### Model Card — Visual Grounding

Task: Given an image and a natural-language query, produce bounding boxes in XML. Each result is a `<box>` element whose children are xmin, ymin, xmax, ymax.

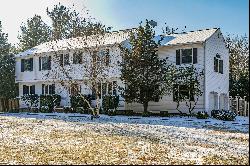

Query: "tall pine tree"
<box><xmin>226</xmin><ymin>35</ymin><xmax>249</xmax><ymax>99</ymax></box>
<box><xmin>47</xmin><ymin>3</ymin><xmax>109</xmax><ymax>40</ymax></box>
<box><xmin>18</xmin><ymin>15</ymin><xmax>52</xmax><ymax>51</ymax></box>
<box><xmin>120</xmin><ymin>20</ymin><xmax>172</xmax><ymax>114</ymax></box>
<box><xmin>0</xmin><ymin>21</ymin><xmax>17</xmax><ymax>99</ymax></box>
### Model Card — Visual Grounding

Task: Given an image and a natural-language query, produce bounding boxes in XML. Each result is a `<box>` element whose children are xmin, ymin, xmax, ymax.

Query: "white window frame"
<box><xmin>214</xmin><ymin>54</ymin><xmax>223</xmax><ymax>74</ymax></box>
<box><xmin>180</xmin><ymin>48</ymin><xmax>193</xmax><ymax>64</ymax></box>
<box><xmin>23</xmin><ymin>85</ymin><xmax>35</xmax><ymax>95</ymax></box>
<box><xmin>60</xmin><ymin>54</ymin><xmax>70</xmax><ymax>67</ymax></box>
<box><xmin>40</xmin><ymin>56</ymin><xmax>51</xmax><ymax>70</ymax></box>
<box><xmin>42</xmin><ymin>84</ymin><xmax>55</xmax><ymax>95</ymax></box>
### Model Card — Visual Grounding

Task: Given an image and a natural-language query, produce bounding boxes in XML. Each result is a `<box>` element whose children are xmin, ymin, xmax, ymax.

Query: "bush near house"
<box><xmin>160</xmin><ymin>111</ymin><xmax>169</xmax><ymax>117</ymax></box>
<box><xmin>21</xmin><ymin>94</ymin><xmax>39</xmax><ymax>111</ymax></box>
<box><xmin>63</xmin><ymin>106</ymin><xmax>74</xmax><ymax>113</ymax></box>
<box><xmin>102</xmin><ymin>95</ymin><xmax>119</xmax><ymax>115</ymax></box>
<box><xmin>211</xmin><ymin>109</ymin><xmax>237</xmax><ymax>121</ymax></box>
<box><xmin>196</xmin><ymin>111</ymin><xmax>209</xmax><ymax>119</ymax></box>
<box><xmin>142</xmin><ymin>111</ymin><xmax>151</xmax><ymax>117</ymax></box>
<box><xmin>70</xmin><ymin>94</ymin><xmax>92</xmax><ymax>112</ymax></box>
<box><xmin>40</xmin><ymin>94</ymin><xmax>61</xmax><ymax>112</ymax></box>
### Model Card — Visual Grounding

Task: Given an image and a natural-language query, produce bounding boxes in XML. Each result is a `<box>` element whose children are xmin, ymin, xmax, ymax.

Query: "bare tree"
<box><xmin>42</xmin><ymin>29</ymin><xmax>133</xmax><ymax>118</ymax></box>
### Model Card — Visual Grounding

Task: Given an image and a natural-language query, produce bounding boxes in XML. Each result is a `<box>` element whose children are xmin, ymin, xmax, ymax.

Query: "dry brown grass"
<box><xmin>0</xmin><ymin>116</ymin><xmax>248</xmax><ymax>165</ymax></box>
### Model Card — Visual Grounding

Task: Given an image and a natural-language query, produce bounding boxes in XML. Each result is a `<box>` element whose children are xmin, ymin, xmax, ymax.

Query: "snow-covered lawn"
<box><xmin>0</xmin><ymin>112</ymin><xmax>249</xmax><ymax>165</ymax></box>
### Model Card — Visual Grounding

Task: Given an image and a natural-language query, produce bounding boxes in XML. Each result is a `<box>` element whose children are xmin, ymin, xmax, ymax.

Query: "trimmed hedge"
<box><xmin>211</xmin><ymin>109</ymin><xmax>237</xmax><ymax>121</ymax></box>
<box><xmin>70</xmin><ymin>94</ymin><xmax>91</xmax><ymax>111</ymax></box>
<box><xmin>196</xmin><ymin>111</ymin><xmax>209</xmax><ymax>119</ymax></box>
<box><xmin>102</xmin><ymin>95</ymin><xmax>119</xmax><ymax>114</ymax></box>
<box><xmin>21</xmin><ymin>94</ymin><xmax>39</xmax><ymax>109</ymax></box>
<box><xmin>40</xmin><ymin>94</ymin><xmax>61</xmax><ymax>112</ymax></box>
<box><xmin>142</xmin><ymin>111</ymin><xmax>151</xmax><ymax>117</ymax></box>
<box><xmin>160</xmin><ymin>111</ymin><xmax>169</xmax><ymax>117</ymax></box>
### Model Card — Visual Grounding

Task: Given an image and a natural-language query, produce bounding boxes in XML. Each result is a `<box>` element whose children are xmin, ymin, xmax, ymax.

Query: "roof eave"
<box><xmin>159</xmin><ymin>41</ymin><xmax>204</xmax><ymax>48</ymax></box>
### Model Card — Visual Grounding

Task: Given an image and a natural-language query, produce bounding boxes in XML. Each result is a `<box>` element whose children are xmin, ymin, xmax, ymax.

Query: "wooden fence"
<box><xmin>229</xmin><ymin>96</ymin><xmax>249</xmax><ymax>117</ymax></box>
<box><xmin>0</xmin><ymin>98</ymin><xmax>19</xmax><ymax>112</ymax></box>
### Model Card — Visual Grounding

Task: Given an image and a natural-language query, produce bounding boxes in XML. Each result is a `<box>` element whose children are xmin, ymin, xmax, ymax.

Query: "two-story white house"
<box><xmin>15</xmin><ymin>28</ymin><xmax>229</xmax><ymax>114</ymax></box>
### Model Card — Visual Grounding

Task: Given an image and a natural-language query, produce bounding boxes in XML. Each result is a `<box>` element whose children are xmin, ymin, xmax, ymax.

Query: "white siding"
<box><xmin>204</xmin><ymin>29</ymin><xmax>230</xmax><ymax>114</ymax></box>
<box><xmin>126</xmin><ymin>44</ymin><xmax>206</xmax><ymax>113</ymax></box>
<box><xmin>16</xmin><ymin>29</ymin><xmax>230</xmax><ymax>113</ymax></box>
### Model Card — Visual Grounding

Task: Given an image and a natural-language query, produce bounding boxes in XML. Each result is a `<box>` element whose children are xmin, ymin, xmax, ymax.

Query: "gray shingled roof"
<box><xmin>15</xmin><ymin>28</ymin><xmax>219</xmax><ymax>58</ymax></box>
<box><xmin>159</xmin><ymin>28</ymin><xmax>219</xmax><ymax>46</ymax></box>
<box><xmin>15</xmin><ymin>30</ymin><xmax>132</xmax><ymax>58</ymax></box>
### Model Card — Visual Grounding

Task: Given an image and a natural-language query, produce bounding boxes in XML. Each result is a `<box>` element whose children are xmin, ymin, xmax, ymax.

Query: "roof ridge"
<box><xmin>164</xmin><ymin>27</ymin><xmax>219</xmax><ymax>35</ymax></box>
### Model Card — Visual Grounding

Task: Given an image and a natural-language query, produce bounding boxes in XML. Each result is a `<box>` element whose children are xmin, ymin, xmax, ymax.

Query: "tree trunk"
<box><xmin>143</xmin><ymin>102</ymin><xmax>148</xmax><ymax>113</ymax></box>
<box><xmin>176</xmin><ymin>101</ymin><xmax>183</xmax><ymax>114</ymax></box>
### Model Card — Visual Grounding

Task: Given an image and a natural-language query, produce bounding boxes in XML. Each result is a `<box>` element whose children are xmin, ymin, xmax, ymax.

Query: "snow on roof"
<box><xmin>16</xmin><ymin>28</ymin><xmax>219</xmax><ymax>58</ymax></box>
<box><xmin>158</xmin><ymin>28</ymin><xmax>219</xmax><ymax>46</ymax></box>
<box><xmin>15</xmin><ymin>30</ymin><xmax>132</xmax><ymax>58</ymax></box>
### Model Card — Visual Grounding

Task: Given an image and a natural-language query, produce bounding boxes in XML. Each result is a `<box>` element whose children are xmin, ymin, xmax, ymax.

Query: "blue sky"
<box><xmin>0</xmin><ymin>0</ymin><xmax>248</xmax><ymax>44</ymax></box>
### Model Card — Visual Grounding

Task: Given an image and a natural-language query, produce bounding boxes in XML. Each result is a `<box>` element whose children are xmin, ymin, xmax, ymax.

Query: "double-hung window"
<box><xmin>176</xmin><ymin>48</ymin><xmax>197</xmax><ymax>65</ymax></box>
<box><xmin>73</xmin><ymin>52</ymin><xmax>83</xmax><ymax>64</ymax></box>
<box><xmin>214</xmin><ymin>54</ymin><xmax>223</xmax><ymax>74</ymax></box>
<box><xmin>59</xmin><ymin>54</ymin><xmax>70</xmax><ymax>67</ymax></box>
<box><xmin>23</xmin><ymin>85</ymin><xmax>35</xmax><ymax>95</ymax></box>
<box><xmin>21</xmin><ymin>58</ymin><xmax>33</xmax><ymax>72</ymax></box>
<box><xmin>42</xmin><ymin>84</ymin><xmax>55</xmax><ymax>95</ymax></box>
<box><xmin>39</xmin><ymin>56</ymin><xmax>51</xmax><ymax>71</ymax></box>
<box><xmin>95</xmin><ymin>49</ymin><xmax>110</xmax><ymax>66</ymax></box>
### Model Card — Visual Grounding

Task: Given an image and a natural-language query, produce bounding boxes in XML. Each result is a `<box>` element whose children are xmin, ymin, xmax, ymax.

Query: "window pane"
<box><xmin>108</xmin><ymin>82</ymin><xmax>112</xmax><ymax>95</ymax></box>
<box><xmin>24</xmin><ymin>59</ymin><xmax>31</xmax><ymax>71</ymax></box>
<box><xmin>98</xmin><ymin>82</ymin><xmax>101</xmax><ymax>98</ymax></box>
<box><xmin>113</xmin><ymin>81</ymin><xmax>117</xmax><ymax>96</ymax></box>
<box><xmin>102</xmin><ymin>83</ymin><xmax>107</xmax><ymax>97</ymax></box>
<box><xmin>30</xmin><ymin>85</ymin><xmax>35</xmax><ymax>94</ymax></box>
<box><xmin>214</xmin><ymin>57</ymin><xmax>219</xmax><ymax>72</ymax></box>
<box><xmin>219</xmin><ymin>60</ymin><xmax>223</xmax><ymax>74</ymax></box>
<box><xmin>181</xmin><ymin>49</ymin><xmax>192</xmax><ymax>64</ymax></box>
<box><xmin>41</xmin><ymin>57</ymin><xmax>49</xmax><ymax>70</ymax></box>
<box><xmin>23</xmin><ymin>85</ymin><xmax>29</xmax><ymax>95</ymax></box>
<box><xmin>73</xmin><ymin>52</ymin><xmax>83</xmax><ymax>64</ymax></box>
<box><xmin>105</xmin><ymin>49</ymin><xmax>110</xmax><ymax>66</ymax></box>
<box><xmin>52</xmin><ymin>84</ymin><xmax>55</xmax><ymax>94</ymax></box>
<box><xmin>60</xmin><ymin>54</ymin><xmax>63</xmax><ymax>66</ymax></box>
<box><xmin>64</xmin><ymin>54</ymin><xmax>70</xmax><ymax>65</ymax></box>
<box><xmin>42</xmin><ymin>84</ymin><xmax>44</xmax><ymax>94</ymax></box>
<box><xmin>45</xmin><ymin>85</ymin><xmax>48</xmax><ymax>94</ymax></box>
<box><xmin>49</xmin><ymin>85</ymin><xmax>53</xmax><ymax>94</ymax></box>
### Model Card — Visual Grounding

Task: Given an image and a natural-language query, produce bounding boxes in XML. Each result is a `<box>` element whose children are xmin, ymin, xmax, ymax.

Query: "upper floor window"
<box><xmin>176</xmin><ymin>48</ymin><xmax>197</xmax><ymax>65</ymax></box>
<box><xmin>23</xmin><ymin>85</ymin><xmax>35</xmax><ymax>95</ymax></box>
<box><xmin>42</xmin><ymin>84</ymin><xmax>55</xmax><ymax>95</ymax></box>
<box><xmin>39</xmin><ymin>56</ymin><xmax>51</xmax><ymax>71</ymax></box>
<box><xmin>214</xmin><ymin>54</ymin><xmax>223</xmax><ymax>74</ymax></box>
<box><xmin>21</xmin><ymin>58</ymin><xmax>33</xmax><ymax>72</ymax></box>
<box><xmin>93</xmin><ymin>49</ymin><xmax>110</xmax><ymax>66</ymax></box>
<box><xmin>73</xmin><ymin>52</ymin><xmax>83</xmax><ymax>64</ymax></box>
<box><xmin>59</xmin><ymin>54</ymin><xmax>70</xmax><ymax>67</ymax></box>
